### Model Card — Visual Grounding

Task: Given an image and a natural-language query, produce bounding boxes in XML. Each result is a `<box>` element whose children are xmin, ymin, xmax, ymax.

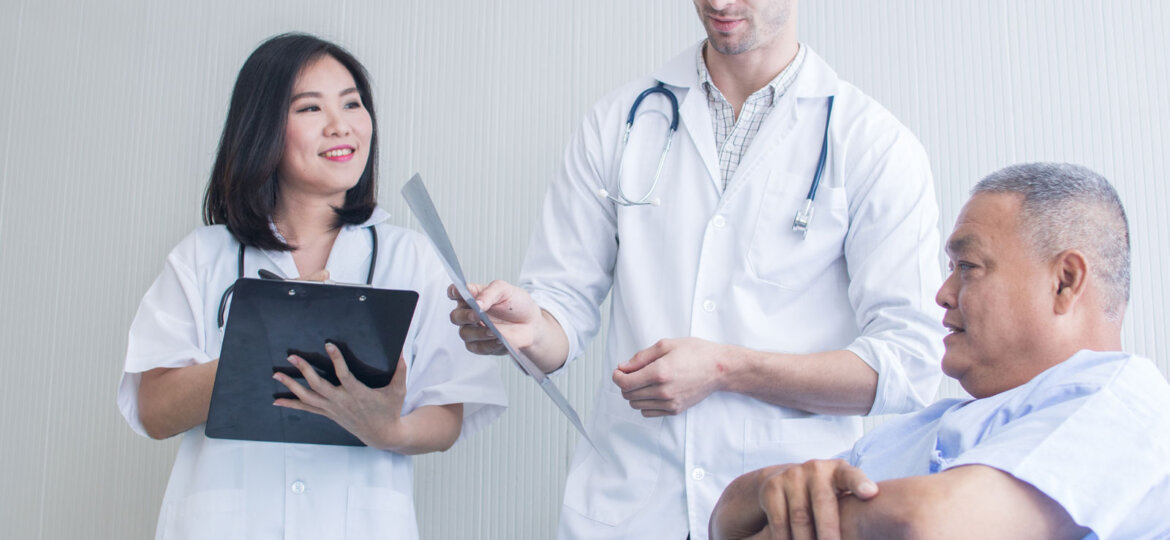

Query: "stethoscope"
<box><xmin>599</xmin><ymin>83</ymin><xmax>835</xmax><ymax>239</ymax></box>
<box><xmin>598</xmin><ymin>83</ymin><xmax>679</xmax><ymax>207</ymax></box>
<box><xmin>216</xmin><ymin>226</ymin><xmax>378</xmax><ymax>329</ymax></box>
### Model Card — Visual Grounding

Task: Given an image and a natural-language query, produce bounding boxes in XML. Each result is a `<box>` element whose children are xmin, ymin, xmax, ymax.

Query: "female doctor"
<box><xmin>117</xmin><ymin>33</ymin><xmax>506</xmax><ymax>540</ymax></box>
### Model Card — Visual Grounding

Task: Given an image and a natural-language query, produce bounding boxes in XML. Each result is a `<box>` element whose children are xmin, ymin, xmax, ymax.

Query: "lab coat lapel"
<box><xmin>722</xmin><ymin>94</ymin><xmax>799</xmax><ymax>203</ymax></box>
<box><xmin>653</xmin><ymin>42</ymin><xmax>721</xmax><ymax>195</ymax></box>
<box><xmin>722</xmin><ymin>48</ymin><xmax>839</xmax><ymax>203</ymax></box>
<box><xmin>260</xmin><ymin>247</ymin><xmax>300</xmax><ymax>280</ymax></box>
<box><xmin>326</xmin><ymin>208</ymin><xmax>387</xmax><ymax>284</ymax></box>
<box><xmin>679</xmin><ymin>89</ymin><xmax>722</xmax><ymax>194</ymax></box>
<box><xmin>325</xmin><ymin>225</ymin><xmax>370</xmax><ymax>284</ymax></box>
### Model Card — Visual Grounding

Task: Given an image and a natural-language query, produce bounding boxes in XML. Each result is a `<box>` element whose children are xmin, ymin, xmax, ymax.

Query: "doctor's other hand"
<box><xmin>272</xmin><ymin>343</ymin><xmax>408</xmax><ymax>450</ymax></box>
<box><xmin>709</xmin><ymin>459</ymin><xmax>879</xmax><ymax>540</ymax></box>
<box><xmin>447</xmin><ymin>280</ymin><xmax>542</xmax><ymax>355</ymax></box>
<box><xmin>612</xmin><ymin>337</ymin><xmax>734</xmax><ymax>416</ymax></box>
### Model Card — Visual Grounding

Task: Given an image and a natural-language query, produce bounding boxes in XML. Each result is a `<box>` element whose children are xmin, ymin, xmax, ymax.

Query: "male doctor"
<box><xmin>450</xmin><ymin>1</ymin><xmax>945</xmax><ymax>538</ymax></box>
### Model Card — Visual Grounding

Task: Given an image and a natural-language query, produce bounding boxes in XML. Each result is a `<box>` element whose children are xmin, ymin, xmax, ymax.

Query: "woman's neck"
<box><xmin>272</xmin><ymin>194</ymin><xmax>343</xmax><ymax>276</ymax></box>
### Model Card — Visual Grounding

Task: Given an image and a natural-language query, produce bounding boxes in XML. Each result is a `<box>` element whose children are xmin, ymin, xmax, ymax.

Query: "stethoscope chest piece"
<box><xmin>791</xmin><ymin>95</ymin><xmax>835</xmax><ymax>239</ymax></box>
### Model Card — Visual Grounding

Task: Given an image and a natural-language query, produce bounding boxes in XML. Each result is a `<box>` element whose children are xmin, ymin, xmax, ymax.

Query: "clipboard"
<box><xmin>205</xmin><ymin>278</ymin><xmax>418</xmax><ymax>446</ymax></box>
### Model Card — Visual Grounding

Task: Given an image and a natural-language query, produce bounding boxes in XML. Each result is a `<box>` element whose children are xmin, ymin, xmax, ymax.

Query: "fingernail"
<box><xmin>325</xmin><ymin>343</ymin><xmax>336</xmax><ymax>352</ymax></box>
<box><xmin>287</xmin><ymin>355</ymin><xmax>297</xmax><ymax>365</ymax></box>
<box><xmin>272</xmin><ymin>373</ymin><xmax>281</xmax><ymax>381</ymax></box>
<box><xmin>858</xmin><ymin>481</ymin><xmax>878</xmax><ymax>496</ymax></box>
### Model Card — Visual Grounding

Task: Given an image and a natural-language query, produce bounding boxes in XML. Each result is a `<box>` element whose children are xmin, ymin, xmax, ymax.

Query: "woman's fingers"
<box><xmin>272</xmin><ymin>395</ymin><xmax>329</xmax><ymax>417</ymax></box>
<box><xmin>326</xmin><ymin>342</ymin><xmax>359</xmax><ymax>389</ymax></box>
<box><xmin>287</xmin><ymin>354</ymin><xmax>340</xmax><ymax>398</ymax></box>
<box><xmin>273</xmin><ymin>363</ymin><xmax>328</xmax><ymax>409</ymax></box>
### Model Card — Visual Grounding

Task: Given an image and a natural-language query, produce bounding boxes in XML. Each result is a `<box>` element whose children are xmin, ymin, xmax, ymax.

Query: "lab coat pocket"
<box><xmin>159</xmin><ymin>488</ymin><xmax>245</xmax><ymax>540</ymax></box>
<box><xmin>742</xmin><ymin>415</ymin><xmax>850</xmax><ymax>473</ymax></box>
<box><xmin>562</xmin><ymin>390</ymin><xmax>664</xmax><ymax>526</ymax></box>
<box><xmin>345</xmin><ymin>486</ymin><xmax>417</xmax><ymax>540</ymax></box>
<box><xmin>746</xmin><ymin>174</ymin><xmax>849</xmax><ymax>291</ymax></box>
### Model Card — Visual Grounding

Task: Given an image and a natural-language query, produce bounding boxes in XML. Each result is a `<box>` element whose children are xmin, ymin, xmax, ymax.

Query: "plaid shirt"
<box><xmin>697</xmin><ymin>42</ymin><xmax>807</xmax><ymax>191</ymax></box>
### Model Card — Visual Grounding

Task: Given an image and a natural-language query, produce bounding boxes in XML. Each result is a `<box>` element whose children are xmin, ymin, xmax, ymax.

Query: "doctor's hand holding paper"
<box><xmin>450</xmin><ymin>287</ymin><xmax>743</xmax><ymax>417</ymax></box>
<box><xmin>448</xmin><ymin>280</ymin><xmax>567</xmax><ymax>364</ymax></box>
<box><xmin>450</xmin><ymin>1</ymin><xmax>945</xmax><ymax>538</ymax></box>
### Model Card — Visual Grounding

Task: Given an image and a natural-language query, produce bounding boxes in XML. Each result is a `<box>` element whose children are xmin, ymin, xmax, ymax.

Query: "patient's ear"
<box><xmin>1052</xmin><ymin>250</ymin><xmax>1088</xmax><ymax>315</ymax></box>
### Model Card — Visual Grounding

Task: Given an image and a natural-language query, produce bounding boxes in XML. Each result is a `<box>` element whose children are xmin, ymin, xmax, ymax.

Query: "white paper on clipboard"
<box><xmin>401</xmin><ymin>174</ymin><xmax>595</xmax><ymax>449</ymax></box>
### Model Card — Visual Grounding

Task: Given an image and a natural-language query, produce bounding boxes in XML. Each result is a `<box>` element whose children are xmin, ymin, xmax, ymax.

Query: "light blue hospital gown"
<box><xmin>845</xmin><ymin>350</ymin><xmax>1170</xmax><ymax>539</ymax></box>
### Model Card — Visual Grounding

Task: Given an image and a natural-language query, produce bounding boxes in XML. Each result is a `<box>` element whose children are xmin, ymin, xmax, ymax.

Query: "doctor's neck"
<box><xmin>272</xmin><ymin>193</ymin><xmax>344</xmax><ymax>246</ymax></box>
<box><xmin>703</xmin><ymin>34</ymin><xmax>798</xmax><ymax>115</ymax></box>
<box><xmin>699</xmin><ymin>0</ymin><xmax>800</xmax><ymax>114</ymax></box>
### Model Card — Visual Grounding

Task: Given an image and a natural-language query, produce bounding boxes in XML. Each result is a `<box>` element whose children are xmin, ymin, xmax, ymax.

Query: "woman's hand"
<box><xmin>272</xmin><ymin>343</ymin><xmax>463</xmax><ymax>453</ymax></box>
<box><xmin>273</xmin><ymin>342</ymin><xmax>406</xmax><ymax>448</ymax></box>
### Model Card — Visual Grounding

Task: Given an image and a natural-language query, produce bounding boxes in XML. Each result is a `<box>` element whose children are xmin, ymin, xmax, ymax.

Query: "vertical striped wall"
<box><xmin>0</xmin><ymin>2</ymin><xmax>1165</xmax><ymax>538</ymax></box>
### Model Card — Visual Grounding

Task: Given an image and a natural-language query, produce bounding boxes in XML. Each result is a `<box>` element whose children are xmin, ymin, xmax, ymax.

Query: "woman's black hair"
<box><xmin>202</xmin><ymin>33</ymin><xmax>378</xmax><ymax>251</ymax></box>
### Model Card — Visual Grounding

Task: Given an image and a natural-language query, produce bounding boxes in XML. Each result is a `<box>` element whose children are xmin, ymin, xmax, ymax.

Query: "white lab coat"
<box><xmin>118</xmin><ymin>208</ymin><xmax>507</xmax><ymax>540</ymax></box>
<box><xmin>520</xmin><ymin>43</ymin><xmax>945</xmax><ymax>539</ymax></box>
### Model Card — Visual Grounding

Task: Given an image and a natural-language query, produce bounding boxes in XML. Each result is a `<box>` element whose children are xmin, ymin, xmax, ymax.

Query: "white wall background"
<box><xmin>1</xmin><ymin>1</ymin><xmax>1166</xmax><ymax>538</ymax></box>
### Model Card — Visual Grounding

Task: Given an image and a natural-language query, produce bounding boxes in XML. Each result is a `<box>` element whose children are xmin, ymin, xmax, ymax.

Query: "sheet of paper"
<box><xmin>401</xmin><ymin>174</ymin><xmax>595</xmax><ymax>449</ymax></box>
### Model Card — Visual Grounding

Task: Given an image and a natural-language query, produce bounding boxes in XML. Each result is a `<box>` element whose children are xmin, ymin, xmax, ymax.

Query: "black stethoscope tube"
<box><xmin>806</xmin><ymin>95</ymin><xmax>834</xmax><ymax>201</ymax></box>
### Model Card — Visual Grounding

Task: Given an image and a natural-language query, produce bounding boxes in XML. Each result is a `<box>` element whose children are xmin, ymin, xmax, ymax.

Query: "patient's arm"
<box><xmin>838</xmin><ymin>465</ymin><xmax>1090</xmax><ymax>540</ymax></box>
<box><xmin>710</xmin><ymin>461</ymin><xmax>1089</xmax><ymax>540</ymax></box>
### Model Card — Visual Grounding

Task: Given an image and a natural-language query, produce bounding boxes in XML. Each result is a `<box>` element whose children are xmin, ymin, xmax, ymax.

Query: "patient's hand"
<box><xmin>710</xmin><ymin>459</ymin><xmax>878</xmax><ymax>540</ymax></box>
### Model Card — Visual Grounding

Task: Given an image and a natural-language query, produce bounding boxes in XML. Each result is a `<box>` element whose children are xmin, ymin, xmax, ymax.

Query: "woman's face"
<box><xmin>277</xmin><ymin>55</ymin><xmax>372</xmax><ymax>204</ymax></box>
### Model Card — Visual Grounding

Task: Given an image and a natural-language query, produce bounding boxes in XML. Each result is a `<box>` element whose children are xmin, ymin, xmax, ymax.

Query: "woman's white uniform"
<box><xmin>520</xmin><ymin>44</ymin><xmax>946</xmax><ymax>539</ymax></box>
<box><xmin>118</xmin><ymin>207</ymin><xmax>507</xmax><ymax>540</ymax></box>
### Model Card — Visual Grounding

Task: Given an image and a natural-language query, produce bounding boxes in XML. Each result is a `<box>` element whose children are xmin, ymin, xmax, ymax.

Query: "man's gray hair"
<box><xmin>973</xmin><ymin>163</ymin><xmax>1130</xmax><ymax>322</ymax></box>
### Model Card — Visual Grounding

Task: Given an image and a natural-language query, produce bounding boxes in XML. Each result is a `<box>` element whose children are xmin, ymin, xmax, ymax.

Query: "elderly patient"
<box><xmin>709</xmin><ymin>162</ymin><xmax>1170</xmax><ymax>540</ymax></box>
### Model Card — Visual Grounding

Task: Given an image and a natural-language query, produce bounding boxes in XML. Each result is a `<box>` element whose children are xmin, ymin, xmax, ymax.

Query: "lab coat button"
<box><xmin>691</xmin><ymin>468</ymin><xmax>706</xmax><ymax>481</ymax></box>
<box><xmin>291</xmin><ymin>480</ymin><xmax>306</xmax><ymax>494</ymax></box>
<box><xmin>702</xmin><ymin>300</ymin><xmax>716</xmax><ymax>312</ymax></box>
<box><xmin>712</xmin><ymin>215</ymin><xmax>726</xmax><ymax>228</ymax></box>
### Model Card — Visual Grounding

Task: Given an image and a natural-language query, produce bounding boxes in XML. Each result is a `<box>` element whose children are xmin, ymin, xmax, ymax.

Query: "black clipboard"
<box><xmin>206</xmin><ymin>278</ymin><xmax>418</xmax><ymax>446</ymax></box>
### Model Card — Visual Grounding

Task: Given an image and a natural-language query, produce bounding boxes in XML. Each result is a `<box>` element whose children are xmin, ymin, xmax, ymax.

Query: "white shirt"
<box><xmin>847</xmin><ymin>350</ymin><xmax>1170</xmax><ymax>539</ymax></box>
<box><xmin>117</xmin><ymin>208</ymin><xmax>507</xmax><ymax>540</ymax></box>
<box><xmin>520</xmin><ymin>42</ymin><xmax>945</xmax><ymax>539</ymax></box>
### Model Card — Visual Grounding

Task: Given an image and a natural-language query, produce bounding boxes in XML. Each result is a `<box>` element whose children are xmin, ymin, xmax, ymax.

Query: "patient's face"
<box><xmin>935</xmin><ymin>193</ymin><xmax>1055</xmax><ymax>398</ymax></box>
